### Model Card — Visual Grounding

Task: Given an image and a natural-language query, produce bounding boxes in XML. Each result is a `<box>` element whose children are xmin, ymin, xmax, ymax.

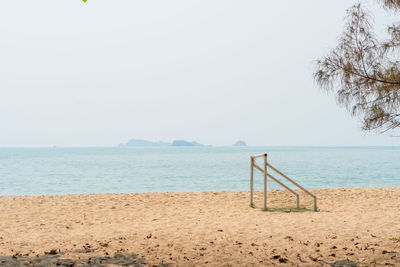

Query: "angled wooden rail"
<box><xmin>250</xmin><ymin>153</ymin><xmax>317</xmax><ymax>211</ymax></box>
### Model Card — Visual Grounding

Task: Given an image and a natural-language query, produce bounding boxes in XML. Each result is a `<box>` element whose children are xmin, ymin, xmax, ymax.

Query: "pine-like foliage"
<box><xmin>314</xmin><ymin>1</ymin><xmax>400</xmax><ymax>133</ymax></box>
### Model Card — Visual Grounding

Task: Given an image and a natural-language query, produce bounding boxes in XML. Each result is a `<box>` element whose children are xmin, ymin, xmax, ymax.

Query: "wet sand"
<box><xmin>0</xmin><ymin>188</ymin><xmax>399</xmax><ymax>266</ymax></box>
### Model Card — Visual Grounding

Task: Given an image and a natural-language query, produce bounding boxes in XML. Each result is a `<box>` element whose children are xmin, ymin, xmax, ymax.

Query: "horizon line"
<box><xmin>0</xmin><ymin>145</ymin><xmax>399</xmax><ymax>149</ymax></box>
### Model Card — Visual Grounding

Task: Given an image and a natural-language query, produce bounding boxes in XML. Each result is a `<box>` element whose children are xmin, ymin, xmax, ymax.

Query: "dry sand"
<box><xmin>0</xmin><ymin>188</ymin><xmax>399</xmax><ymax>266</ymax></box>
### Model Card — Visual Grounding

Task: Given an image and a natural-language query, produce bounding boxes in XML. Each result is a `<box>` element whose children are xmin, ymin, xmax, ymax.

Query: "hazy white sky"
<box><xmin>1</xmin><ymin>0</ymin><xmax>399</xmax><ymax>147</ymax></box>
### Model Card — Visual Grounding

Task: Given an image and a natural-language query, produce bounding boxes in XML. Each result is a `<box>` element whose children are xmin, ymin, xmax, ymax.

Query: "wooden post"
<box><xmin>263</xmin><ymin>153</ymin><xmax>267</xmax><ymax>210</ymax></box>
<box><xmin>250</xmin><ymin>153</ymin><xmax>318</xmax><ymax>212</ymax></box>
<box><xmin>250</xmin><ymin>156</ymin><xmax>254</xmax><ymax>207</ymax></box>
<box><xmin>313</xmin><ymin>197</ymin><xmax>317</xmax><ymax>212</ymax></box>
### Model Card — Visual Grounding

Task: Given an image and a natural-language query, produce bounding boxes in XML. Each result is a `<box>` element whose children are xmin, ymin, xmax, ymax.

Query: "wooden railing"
<box><xmin>250</xmin><ymin>153</ymin><xmax>317</xmax><ymax>211</ymax></box>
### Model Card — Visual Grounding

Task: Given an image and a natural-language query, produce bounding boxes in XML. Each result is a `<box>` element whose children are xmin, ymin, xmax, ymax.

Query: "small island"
<box><xmin>233</xmin><ymin>140</ymin><xmax>247</xmax><ymax>146</ymax></box>
<box><xmin>119</xmin><ymin>139</ymin><xmax>171</xmax><ymax>147</ymax></box>
<box><xmin>119</xmin><ymin>139</ymin><xmax>204</xmax><ymax>147</ymax></box>
<box><xmin>172</xmin><ymin>140</ymin><xmax>204</xmax><ymax>147</ymax></box>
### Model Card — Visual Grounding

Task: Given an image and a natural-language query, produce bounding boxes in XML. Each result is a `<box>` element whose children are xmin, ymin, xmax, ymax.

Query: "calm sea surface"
<box><xmin>0</xmin><ymin>147</ymin><xmax>399</xmax><ymax>196</ymax></box>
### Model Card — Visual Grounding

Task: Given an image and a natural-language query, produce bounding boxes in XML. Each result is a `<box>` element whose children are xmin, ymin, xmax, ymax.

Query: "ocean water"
<box><xmin>0</xmin><ymin>147</ymin><xmax>399</xmax><ymax>196</ymax></box>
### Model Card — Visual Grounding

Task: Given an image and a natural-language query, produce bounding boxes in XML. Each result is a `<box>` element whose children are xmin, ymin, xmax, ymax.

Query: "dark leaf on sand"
<box><xmin>271</xmin><ymin>255</ymin><xmax>288</xmax><ymax>263</ymax></box>
<box><xmin>279</xmin><ymin>257</ymin><xmax>288</xmax><ymax>263</ymax></box>
<box><xmin>309</xmin><ymin>256</ymin><xmax>318</xmax><ymax>262</ymax></box>
<box><xmin>46</xmin><ymin>249</ymin><xmax>58</xmax><ymax>255</ymax></box>
<box><xmin>284</xmin><ymin>236</ymin><xmax>294</xmax><ymax>241</ymax></box>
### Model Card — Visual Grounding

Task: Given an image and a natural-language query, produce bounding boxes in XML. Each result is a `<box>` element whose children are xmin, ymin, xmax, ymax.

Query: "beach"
<box><xmin>0</xmin><ymin>188</ymin><xmax>399</xmax><ymax>266</ymax></box>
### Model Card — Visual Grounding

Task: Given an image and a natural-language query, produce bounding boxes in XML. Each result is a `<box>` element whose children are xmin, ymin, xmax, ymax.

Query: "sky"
<box><xmin>1</xmin><ymin>0</ymin><xmax>399</xmax><ymax>147</ymax></box>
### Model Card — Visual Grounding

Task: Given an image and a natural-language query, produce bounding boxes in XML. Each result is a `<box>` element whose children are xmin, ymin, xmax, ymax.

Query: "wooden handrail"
<box><xmin>267</xmin><ymin>163</ymin><xmax>317</xmax><ymax>198</ymax></box>
<box><xmin>253</xmin><ymin>163</ymin><xmax>299</xmax><ymax>208</ymax></box>
<box><xmin>267</xmin><ymin>163</ymin><xmax>317</xmax><ymax>211</ymax></box>
<box><xmin>250</xmin><ymin>154</ymin><xmax>317</xmax><ymax>211</ymax></box>
<box><xmin>252</xmin><ymin>153</ymin><xmax>267</xmax><ymax>159</ymax></box>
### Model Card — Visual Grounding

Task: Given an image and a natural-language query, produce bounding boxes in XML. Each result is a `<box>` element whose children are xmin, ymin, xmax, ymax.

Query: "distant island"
<box><xmin>172</xmin><ymin>140</ymin><xmax>204</xmax><ymax>147</ymax></box>
<box><xmin>233</xmin><ymin>140</ymin><xmax>247</xmax><ymax>146</ymax></box>
<box><xmin>119</xmin><ymin>139</ymin><xmax>204</xmax><ymax>147</ymax></box>
<box><xmin>119</xmin><ymin>139</ymin><xmax>171</xmax><ymax>147</ymax></box>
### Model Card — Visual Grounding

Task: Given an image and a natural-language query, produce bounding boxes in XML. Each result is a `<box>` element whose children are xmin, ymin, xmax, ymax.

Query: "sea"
<box><xmin>0</xmin><ymin>146</ymin><xmax>399</xmax><ymax>196</ymax></box>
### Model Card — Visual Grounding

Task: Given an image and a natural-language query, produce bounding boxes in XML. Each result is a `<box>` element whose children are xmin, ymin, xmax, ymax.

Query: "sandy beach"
<box><xmin>0</xmin><ymin>187</ymin><xmax>399</xmax><ymax>266</ymax></box>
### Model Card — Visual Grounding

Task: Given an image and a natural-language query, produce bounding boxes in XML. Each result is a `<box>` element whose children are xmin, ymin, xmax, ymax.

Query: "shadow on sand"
<box><xmin>321</xmin><ymin>259</ymin><xmax>362</xmax><ymax>267</ymax></box>
<box><xmin>0</xmin><ymin>252</ymin><xmax>169</xmax><ymax>267</ymax></box>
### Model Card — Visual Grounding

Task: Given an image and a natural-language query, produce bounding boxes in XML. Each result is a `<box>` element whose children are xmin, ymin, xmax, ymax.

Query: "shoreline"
<box><xmin>1</xmin><ymin>187</ymin><xmax>399</xmax><ymax>266</ymax></box>
<box><xmin>2</xmin><ymin>185</ymin><xmax>400</xmax><ymax>198</ymax></box>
